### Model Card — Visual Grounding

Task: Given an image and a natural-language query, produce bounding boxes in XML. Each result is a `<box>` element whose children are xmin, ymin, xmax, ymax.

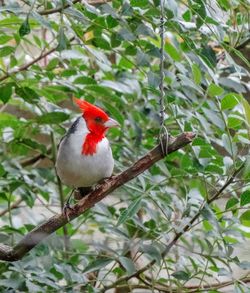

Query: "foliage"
<box><xmin>0</xmin><ymin>0</ymin><xmax>249</xmax><ymax>292</ymax></box>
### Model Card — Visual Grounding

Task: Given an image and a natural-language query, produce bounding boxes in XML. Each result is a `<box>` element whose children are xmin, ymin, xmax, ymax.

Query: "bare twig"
<box><xmin>0</xmin><ymin>132</ymin><xmax>195</xmax><ymax>261</ymax></box>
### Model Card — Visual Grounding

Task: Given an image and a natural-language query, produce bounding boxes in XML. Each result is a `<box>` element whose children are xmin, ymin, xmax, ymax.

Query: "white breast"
<box><xmin>56</xmin><ymin>117</ymin><xmax>114</xmax><ymax>188</ymax></box>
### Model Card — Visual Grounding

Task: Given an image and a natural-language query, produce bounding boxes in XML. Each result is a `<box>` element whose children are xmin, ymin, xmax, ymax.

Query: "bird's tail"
<box><xmin>74</xmin><ymin>187</ymin><xmax>92</xmax><ymax>200</ymax></box>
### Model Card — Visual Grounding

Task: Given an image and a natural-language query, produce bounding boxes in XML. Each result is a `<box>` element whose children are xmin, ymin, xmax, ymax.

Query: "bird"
<box><xmin>55</xmin><ymin>98</ymin><xmax>119</xmax><ymax>214</ymax></box>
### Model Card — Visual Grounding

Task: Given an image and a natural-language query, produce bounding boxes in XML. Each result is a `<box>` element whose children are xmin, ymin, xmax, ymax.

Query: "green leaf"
<box><xmin>240</xmin><ymin>190</ymin><xmax>250</xmax><ymax>207</ymax></box>
<box><xmin>240</xmin><ymin>210</ymin><xmax>250</xmax><ymax>227</ymax></box>
<box><xmin>15</xmin><ymin>86</ymin><xmax>39</xmax><ymax>103</ymax></box>
<box><xmin>125</xmin><ymin>45</ymin><xmax>137</xmax><ymax>56</ymax></box>
<box><xmin>92</xmin><ymin>38</ymin><xmax>111</xmax><ymax>50</ymax></box>
<box><xmin>243</xmin><ymin>99</ymin><xmax>250</xmax><ymax>128</ymax></box>
<box><xmin>0</xmin><ymin>35</ymin><xmax>12</xmax><ymax>45</ymax></box>
<box><xmin>192</xmin><ymin>63</ymin><xmax>202</xmax><ymax>84</ymax></box>
<box><xmin>106</xmin><ymin>15</ymin><xmax>119</xmax><ymax>28</ymax></box>
<box><xmin>83</xmin><ymin>258</ymin><xmax>113</xmax><ymax>274</ymax></box>
<box><xmin>19</xmin><ymin>17</ymin><xmax>31</xmax><ymax>37</ymax></box>
<box><xmin>238</xmin><ymin>261</ymin><xmax>250</xmax><ymax>270</ymax></box>
<box><xmin>227</xmin><ymin>116</ymin><xmax>242</xmax><ymax>129</ymax></box>
<box><xmin>217</xmin><ymin>0</ymin><xmax>230</xmax><ymax>10</ymax></box>
<box><xmin>205</xmin><ymin>164</ymin><xmax>224</xmax><ymax>174</ymax></box>
<box><xmin>221</xmin><ymin>93</ymin><xmax>241</xmax><ymax>110</ymax></box>
<box><xmin>74</xmin><ymin>76</ymin><xmax>97</xmax><ymax>85</ymax></box>
<box><xmin>226</xmin><ymin>197</ymin><xmax>238</xmax><ymax>210</ymax></box>
<box><xmin>117</xmin><ymin>197</ymin><xmax>142</xmax><ymax>226</ymax></box>
<box><xmin>119</xmin><ymin>256</ymin><xmax>136</xmax><ymax>275</ymax></box>
<box><xmin>64</xmin><ymin>7</ymin><xmax>88</xmax><ymax>23</ymax></box>
<box><xmin>118</xmin><ymin>28</ymin><xmax>136</xmax><ymax>41</ymax></box>
<box><xmin>19</xmin><ymin>138</ymin><xmax>46</xmax><ymax>154</ymax></box>
<box><xmin>131</xmin><ymin>0</ymin><xmax>148</xmax><ymax>7</ymax></box>
<box><xmin>46</xmin><ymin>58</ymin><xmax>59</xmax><ymax>71</ymax></box>
<box><xmin>110</xmin><ymin>33</ymin><xmax>121</xmax><ymax>48</ymax></box>
<box><xmin>165</xmin><ymin>43</ymin><xmax>181</xmax><ymax>61</ymax></box>
<box><xmin>0</xmin><ymin>164</ymin><xmax>6</xmax><ymax>177</ymax></box>
<box><xmin>102</xmin><ymin>101</ymin><xmax>124</xmax><ymax>125</ymax></box>
<box><xmin>57</xmin><ymin>27</ymin><xmax>68</xmax><ymax>52</ymax></box>
<box><xmin>208</xmin><ymin>83</ymin><xmax>224</xmax><ymax>97</ymax></box>
<box><xmin>30</xmin><ymin>11</ymin><xmax>52</xmax><ymax>30</ymax></box>
<box><xmin>140</xmin><ymin>244</ymin><xmax>162</xmax><ymax>265</ymax></box>
<box><xmin>36</xmin><ymin>112</ymin><xmax>69</xmax><ymax>124</ymax></box>
<box><xmin>172</xmin><ymin>270</ymin><xmax>190</xmax><ymax>281</ymax></box>
<box><xmin>26</xmin><ymin>280</ymin><xmax>42</xmax><ymax>292</ymax></box>
<box><xmin>147</xmin><ymin>71</ymin><xmax>160</xmax><ymax>87</ymax></box>
<box><xmin>0</xmin><ymin>46</ymin><xmax>15</xmax><ymax>57</ymax></box>
<box><xmin>0</xmin><ymin>83</ymin><xmax>13</xmax><ymax>103</ymax></box>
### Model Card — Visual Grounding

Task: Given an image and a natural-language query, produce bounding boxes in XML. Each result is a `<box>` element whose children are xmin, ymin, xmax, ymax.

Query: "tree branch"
<box><xmin>0</xmin><ymin>47</ymin><xmax>56</xmax><ymax>82</ymax></box>
<box><xmin>38</xmin><ymin>0</ymin><xmax>111</xmax><ymax>16</ymax></box>
<box><xmin>0</xmin><ymin>132</ymin><xmax>195</xmax><ymax>262</ymax></box>
<box><xmin>0</xmin><ymin>38</ymin><xmax>74</xmax><ymax>82</ymax></box>
<box><xmin>20</xmin><ymin>146</ymin><xmax>52</xmax><ymax>167</ymax></box>
<box><xmin>0</xmin><ymin>198</ymin><xmax>23</xmax><ymax>217</ymax></box>
<box><xmin>113</xmin><ymin>275</ymin><xmax>250</xmax><ymax>292</ymax></box>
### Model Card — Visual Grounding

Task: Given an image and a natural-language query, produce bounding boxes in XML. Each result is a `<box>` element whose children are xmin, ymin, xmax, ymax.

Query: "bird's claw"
<box><xmin>63</xmin><ymin>202</ymin><xmax>73</xmax><ymax>221</ymax></box>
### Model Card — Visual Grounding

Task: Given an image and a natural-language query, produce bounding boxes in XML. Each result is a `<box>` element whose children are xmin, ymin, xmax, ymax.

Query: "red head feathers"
<box><xmin>74</xmin><ymin>98</ymin><xmax>109</xmax><ymax>122</ymax></box>
<box><xmin>73</xmin><ymin>98</ymin><xmax>119</xmax><ymax>155</ymax></box>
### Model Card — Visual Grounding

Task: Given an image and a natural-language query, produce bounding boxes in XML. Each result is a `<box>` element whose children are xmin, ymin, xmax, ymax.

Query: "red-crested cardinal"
<box><xmin>56</xmin><ymin>98</ymin><xmax>119</xmax><ymax>211</ymax></box>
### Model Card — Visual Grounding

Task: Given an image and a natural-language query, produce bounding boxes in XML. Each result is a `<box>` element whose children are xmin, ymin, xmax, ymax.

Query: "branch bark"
<box><xmin>0</xmin><ymin>132</ymin><xmax>195</xmax><ymax>262</ymax></box>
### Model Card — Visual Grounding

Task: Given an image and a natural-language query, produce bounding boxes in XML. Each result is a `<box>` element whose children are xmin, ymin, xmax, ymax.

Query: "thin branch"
<box><xmin>38</xmin><ymin>0</ymin><xmax>111</xmax><ymax>16</ymax></box>
<box><xmin>0</xmin><ymin>47</ymin><xmax>56</xmax><ymax>82</ymax></box>
<box><xmin>188</xmin><ymin>275</ymin><xmax>250</xmax><ymax>292</ymax></box>
<box><xmin>0</xmin><ymin>38</ymin><xmax>74</xmax><ymax>82</ymax></box>
<box><xmin>20</xmin><ymin>146</ymin><xmax>52</xmax><ymax>167</ymax></box>
<box><xmin>0</xmin><ymin>132</ymin><xmax>195</xmax><ymax>262</ymax></box>
<box><xmin>102</xmin><ymin>162</ymin><xmax>245</xmax><ymax>291</ymax></box>
<box><xmin>0</xmin><ymin>198</ymin><xmax>23</xmax><ymax>217</ymax></box>
<box><xmin>50</xmin><ymin>132</ymin><xmax>70</xmax><ymax>253</ymax></box>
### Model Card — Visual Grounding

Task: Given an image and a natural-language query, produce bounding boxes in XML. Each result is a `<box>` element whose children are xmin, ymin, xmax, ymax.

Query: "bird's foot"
<box><xmin>63</xmin><ymin>202</ymin><xmax>73</xmax><ymax>222</ymax></box>
<box><xmin>74</xmin><ymin>187</ymin><xmax>92</xmax><ymax>200</ymax></box>
<box><xmin>63</xmin><ymin>189</ymin><xmax>75</xmax><ymax>221</ymax></box>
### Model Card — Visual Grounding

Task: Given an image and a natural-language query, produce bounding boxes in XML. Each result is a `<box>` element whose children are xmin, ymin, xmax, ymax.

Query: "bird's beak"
<box><xmin>104</xmin><ymin>118</ymin><xmax>120</xmax><ymax>128</ymax></box>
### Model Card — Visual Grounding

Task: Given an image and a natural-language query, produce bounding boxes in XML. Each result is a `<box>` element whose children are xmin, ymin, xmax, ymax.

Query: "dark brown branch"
<box><xmin>102</xmin><ymin>161</ymin><xmax>245</xmax><ymax>292</ymax></box>
<box><xmin>39</xmin><ymin>0</ymin><xmax>111</xmax><ymax>16</ymax></box>
<box><xmin>0</xmin><ymin>132</ymin><xmax>195</xmax><ymax>262</ymax></box>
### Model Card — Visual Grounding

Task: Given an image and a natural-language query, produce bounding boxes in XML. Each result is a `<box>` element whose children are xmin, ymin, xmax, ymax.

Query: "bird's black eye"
<box><xmin>95</xmin><ymin>116</ymin><xmax>102</xmax><ymax>123</ymax></box>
